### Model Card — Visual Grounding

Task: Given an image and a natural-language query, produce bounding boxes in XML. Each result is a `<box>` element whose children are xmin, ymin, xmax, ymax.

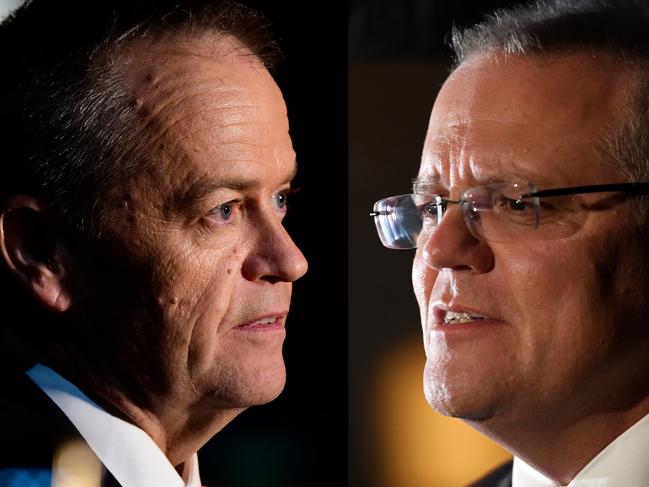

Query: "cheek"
<box><xmin>412</xmin><ymin>249</ymin><xmax>431</xmax><ymax>325</ymax></box>
<box><xmin>499</xmin><ymin>238</ymin><xmax>591</xmax><ymax>316</ymax></box>
<box><xmin>154</xmin><ymin>242</ymin><xmax>246</xmax><ymax>360</ymax></box>
<box><xmin>497</xmin><ymin>238</ymin><xmax>622</xmax><ymax>380</ymax></box>
<box><xmin>412</xmin><ymin>249</ymin><xmax>435</xmax><ymax>321</ymax></box>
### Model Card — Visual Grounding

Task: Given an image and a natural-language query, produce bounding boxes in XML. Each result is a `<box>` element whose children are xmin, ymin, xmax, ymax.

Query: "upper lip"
<box><xmin>432</xmin><ymin>302</ymin><xmax>499</xmax><ymax>325</ymax></box>
<box><xmin>234</xmin><ymin>311</ymin><xmax>288</xmax><ymax>328</ymax></box>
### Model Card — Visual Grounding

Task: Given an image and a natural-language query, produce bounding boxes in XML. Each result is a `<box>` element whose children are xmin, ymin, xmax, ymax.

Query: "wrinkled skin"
<box><xmin>412</xmin><ymin>52</ymin><xmax>649</xmax><ymax>482</ymax></box>
<box><xmin>52</xmin><ymin>36</ymin><xmax>308</xmax><ymax>465</ymax></box>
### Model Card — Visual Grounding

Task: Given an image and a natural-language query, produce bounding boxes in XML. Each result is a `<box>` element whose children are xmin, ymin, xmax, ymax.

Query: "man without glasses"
<box><xmin>372</xmin><ymin>0</ymin><xmax>649</xmax><ymax>485</ymax></box>
<box><xmin>0</xmin><ymin>1</ymin><xmax>307</xmax><ymax>485</ymax></box>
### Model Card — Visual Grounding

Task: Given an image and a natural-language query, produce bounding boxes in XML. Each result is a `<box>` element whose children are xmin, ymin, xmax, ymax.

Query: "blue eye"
<box><xmin>274</xmin><ymin>192</ymin><xmax>288</xmax><ymax>209</ymax></box>
<box><xmin>274</xmin><ymin>188</ymin><xmax>299</xmax><ymax>211</ymax></box>
<box><xmin>208</xmin><ymin>201</ymin><xmax>237</xmax><ymax>222</ymax></box>
<box><xmin>217</xmin><ymin>203</ymin><xmax>233</xmax><ymax>220</ymax></box>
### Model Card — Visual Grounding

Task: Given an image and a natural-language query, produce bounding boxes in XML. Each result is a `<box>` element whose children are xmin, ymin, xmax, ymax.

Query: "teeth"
<box><xmin>443</xmin><ymin>311</ymin><xmax>485</xmax><ymax>325</ymax></box>
<box><xmin>254</xmin><ymin>317</ymin><xmax>277</xmax><ymax>325</ymax></box>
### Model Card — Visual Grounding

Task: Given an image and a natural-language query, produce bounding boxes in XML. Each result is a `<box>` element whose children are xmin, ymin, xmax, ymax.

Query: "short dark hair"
<box><xmin>0</xmin><ymin>0</ymin><xmax>279</xmax><ymax>237</ymax></box>
<box><xmin>0</xmin><ymin>0</ymin><xmax>279</xmax><ymax>351</ymax></box>
<box><xmin>450</xmin><ymin>0</ymin><xmax>649</xmax><ymax>221</ymax></box>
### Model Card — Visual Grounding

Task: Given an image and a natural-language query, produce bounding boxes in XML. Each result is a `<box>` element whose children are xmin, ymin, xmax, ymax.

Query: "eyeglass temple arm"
<box><xmin>523</xmin><ymin>182</ymin><xmax>649</xmax><ymax>198</ymax></box>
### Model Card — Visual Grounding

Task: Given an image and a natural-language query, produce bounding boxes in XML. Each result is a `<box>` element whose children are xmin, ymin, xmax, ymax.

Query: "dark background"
<box><xmin>349</xmin><ymin>1</ymin><xmax>523</xmax><ymax>486</ymax></box>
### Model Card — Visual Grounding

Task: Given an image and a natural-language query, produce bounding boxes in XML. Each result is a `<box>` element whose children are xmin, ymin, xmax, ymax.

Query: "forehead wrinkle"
<box><xmin>424</xmin><ymin>117</ymin><xmax>565</xmax><ymax>189</ymax></box>
<box><xmin>139</xmin><ymin>87</ymin><xmax>274</xmax><ymax>146</ymax></box>
<box><xmin>126</xmin><ymin>56</ymin><xmax>282</xmax><ymax>137</ymax></box>
<box><xmin>151</xmin><ymin>109</ymin><xmax>285</xmax><ymax>152</ymax></box>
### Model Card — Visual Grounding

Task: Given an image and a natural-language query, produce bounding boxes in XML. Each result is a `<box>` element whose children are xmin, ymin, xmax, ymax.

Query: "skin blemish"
<box><xmin>129</xmin><ymin>98</ymin><xmax>144</xmax><ymax>110</ymax></box>
<box><xmin>144</xmin><ymin>71</ymin><xmax>161</xmax><ymax>88</ymax></box>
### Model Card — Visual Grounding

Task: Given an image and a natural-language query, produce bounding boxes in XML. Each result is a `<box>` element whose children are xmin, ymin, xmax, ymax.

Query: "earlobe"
<box><xmin>0</xmin><ymin>196</ymin><xmax>72</xmax><ymax>312</ymax></box>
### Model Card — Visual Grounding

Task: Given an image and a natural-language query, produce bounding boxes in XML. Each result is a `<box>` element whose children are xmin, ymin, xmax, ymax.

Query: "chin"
<box><xmin>423</xmin><ymin>362</ymin><xmax>498</xmax><ymax>422</ymax></box>
<box><xmin>246</xmin><ymin>360</ymin><xmax>287</xmax><ymax>405</ymax></box>
<box><xmin>212</xmin><ymin>352</ymin><xmax>287</xmax><ymax>408</ymax></box>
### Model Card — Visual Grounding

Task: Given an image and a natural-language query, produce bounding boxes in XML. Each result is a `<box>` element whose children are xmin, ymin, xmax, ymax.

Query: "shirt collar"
<box><xmin>26</xmin><ymin>363</ymin><xmax>202</xmax><ymax>487</ymax></box>
<box><xmin>513</xmin><ymin>412</ymin><xmax>649</xmax><ymax>487</ymax></box>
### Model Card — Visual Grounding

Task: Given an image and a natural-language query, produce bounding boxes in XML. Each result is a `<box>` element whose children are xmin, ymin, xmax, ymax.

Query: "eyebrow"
<box><xmin>412</xmin><ymin>169</ymin><xmax>557</xmax><ymax>193</ymax></box>
<box><xmin>167</xmin><ymin>161</ymin><xmax>298</xmax><ymax>215</ymax></box>
<box><xmin>412</xmin><ymin>176</ymin><xmax>443</xmax><ymax>194</ymax></box>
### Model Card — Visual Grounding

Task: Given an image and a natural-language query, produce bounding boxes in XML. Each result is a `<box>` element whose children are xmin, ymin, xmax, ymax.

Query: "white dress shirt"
<box><xmin>513</xmin><ymin>412</ymin><xmax>649</xmax><ymax>486</ymax></box>
<box><xmin>26</xmin><ymin>363</ymin><xmax>202</xmax><ymax>487</ymax></box>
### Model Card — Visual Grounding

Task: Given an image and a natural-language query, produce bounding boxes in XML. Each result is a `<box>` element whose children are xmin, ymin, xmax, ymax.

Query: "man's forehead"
<box><xmin>119</xmin><ymin>38</ymin><xmax>290</xmax><ymax>169</ymax></box>
<box><xmin>419</xmin><ymin>52</ymin><xmax>633</xmax><ymax>189</ymax></box>
<box><xmin>433</xmin><ymin>53</ymin><xmax>631</xmax><ymax>131</ymax></box>
<box><xmin>118</xmin><ymin>33</ymin><xmax>274</xmax><ymax>116</ymax></box>
<box><xmin>104</xmin><ymin>34</ymin><xmax>294</xmax><ymax>212</ymax></box>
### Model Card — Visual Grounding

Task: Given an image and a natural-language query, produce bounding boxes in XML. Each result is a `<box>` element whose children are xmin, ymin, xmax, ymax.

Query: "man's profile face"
<box><xmin>69</xmin><ymin>37</ymin><xmax>308</xmax><ymax>411</ymax></box>
<box><xmin>412</xmin><ymin>52</ymin><xmax>649</xmax><ymax>429</ymax></box>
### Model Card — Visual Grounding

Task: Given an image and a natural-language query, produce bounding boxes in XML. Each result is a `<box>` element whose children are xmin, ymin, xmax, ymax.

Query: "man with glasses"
<box><xmin>372</xmin><ymin>0</ymin><xmax>649</xmax><ymax>485</ymax></box>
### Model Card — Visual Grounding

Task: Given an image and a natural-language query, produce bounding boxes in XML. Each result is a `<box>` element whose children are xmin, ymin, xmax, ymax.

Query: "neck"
<box><xmin>468</xmin><ymin>395</ymin><xmax>649</xmax><ymax>484</ymax></box>
<box><xmin>43</xmin><ymin>351</ymin><xmax>246</xmax><ymax>468</ymax></box>
<box><xmin>123</xmin><ymin>400</ymin><xmax>245</xmax><ymax>467</ymax></box>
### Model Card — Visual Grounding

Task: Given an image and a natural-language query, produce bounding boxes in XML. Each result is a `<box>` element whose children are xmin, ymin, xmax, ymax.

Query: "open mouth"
<box><xmin>442</xmin><ymin>310</ymin><xmax>487</xmax><ymax>325</ymax></box>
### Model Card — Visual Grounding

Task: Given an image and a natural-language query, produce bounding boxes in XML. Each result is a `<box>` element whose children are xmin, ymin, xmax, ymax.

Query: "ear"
<box><xmin>0</xmin><ymin>195</ymin><xmax>72</xmax><ymax>312</ymax></box>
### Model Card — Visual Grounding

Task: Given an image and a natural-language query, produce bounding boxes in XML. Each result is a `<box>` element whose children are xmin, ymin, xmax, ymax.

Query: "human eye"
<box><xmin>424</xmin><ymin>200</ymin><xmax>445</xmax><ymax>216</ymax></box>
<box><xmin>501</xmin><ymin>196</ymin><xmax>535</xmax><ymax>212</ymax></box>
<box><xmin>206</xmin><ymin>199</ymin><xmax>241</xmax><ymax>224</ymax></box>
<box><xmin>491</xmin><ymin>193</ymin><xmax>538</xmax><ymax>227</ymax></box>
<box><xmin>414</xmin><ymin>196</ymin><xmax>445</xmax><ymax>227</ymax></box>
<box><xmin>273</xmin><ymin>188</ymin><xmax>299</xmax><ymax>213</ymax></box>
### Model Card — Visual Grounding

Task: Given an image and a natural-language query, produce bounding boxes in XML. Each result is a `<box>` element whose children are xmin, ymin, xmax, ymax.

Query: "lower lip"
<box><xmin>431</xmin><ymin>319</ymin><xmax>507</xmax><ymax>334</ymax></box>
<box><xmin>234</xmin><ymin>317</ymin><xmax>286</xmax><ymax>332</ymax></box>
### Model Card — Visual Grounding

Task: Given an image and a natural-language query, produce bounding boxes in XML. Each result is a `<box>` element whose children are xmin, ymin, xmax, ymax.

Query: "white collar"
<box><xmin>513</xmin><ymin>412</ymin><xmax>649</xmax><ymax>486</ymax></box>
<box><xmin>26</xmin><ymin>363</ymin><xmax>202</xmax><ymax>487</ymax></box>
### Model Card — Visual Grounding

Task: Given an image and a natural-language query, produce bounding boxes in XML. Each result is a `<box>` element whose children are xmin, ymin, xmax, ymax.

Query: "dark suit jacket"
<box><xmin>468</xmin><ymin>461</ymin><xmax>513</xmax><ymax>487</ymax></box>
<box><xmin>0</xmin><ymin>362</ymin><xmax>121</xmax><ymax>486</ymax></box>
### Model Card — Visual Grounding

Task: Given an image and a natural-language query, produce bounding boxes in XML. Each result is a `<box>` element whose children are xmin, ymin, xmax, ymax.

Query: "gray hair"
<box><xmin>450</xmin><ymin>0</ymin><xmax>649</xmax><ymax>222</ymax></box>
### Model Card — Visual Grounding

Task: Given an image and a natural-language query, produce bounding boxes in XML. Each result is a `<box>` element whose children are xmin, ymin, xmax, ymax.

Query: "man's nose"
<box><xmin>241</xmin><ymin>216</ymin><xmax>308</xmax><ymax>284</ymax></box>
<box><xmin>420</xmin><ymin>205</ymin><xmax>494</xmax><ymax>273</ymax></box>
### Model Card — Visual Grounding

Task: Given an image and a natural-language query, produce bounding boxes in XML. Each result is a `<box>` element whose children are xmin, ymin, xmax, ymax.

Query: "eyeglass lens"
<box><xmin>372</xmin><ymin>183</ymin><xmax>591</xmax><ymax>249</ymax></box>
